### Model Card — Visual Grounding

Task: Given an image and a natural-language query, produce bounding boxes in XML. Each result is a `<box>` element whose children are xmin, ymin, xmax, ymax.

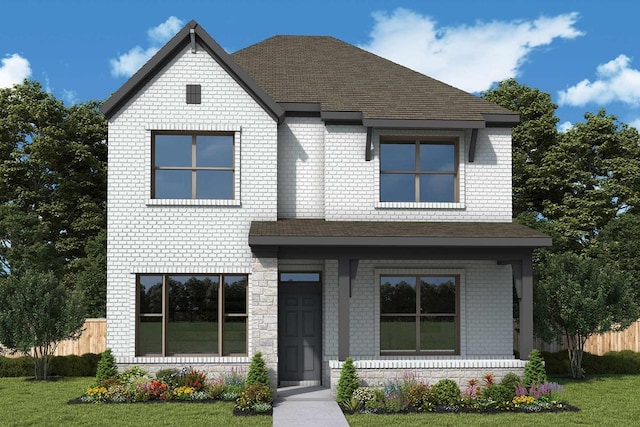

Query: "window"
<box><xmin>152</xmin><ymin>132</ymin><xmax>234</xmax><ymax>199</ymax></box>
<box><xmin>380</xmin><ymin>139</ymin><xmax>457</xmax><ymax>202</ymax></box>
<box><xmin>380</xmin><ymin>275</ymin><xmax>458</xmax><ymax>354</ymax></box>
<box><xmin>137</xmin><ymin>274</ymin><xmax>247</xmax><ymax>356</ymax></box>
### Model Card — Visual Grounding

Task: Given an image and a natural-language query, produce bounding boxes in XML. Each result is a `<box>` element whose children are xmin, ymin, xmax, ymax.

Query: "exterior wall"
<box><xmin>324</xmin><ymin>126</ymin><xmax>512</xmax><ymax>222</ymax></box>
<box><xmin>278</xmin><ymin>117</ymin><xmax>325</xmax><ymax>218</ymax></box>
<box><xmin>106</xmin><ymin>42</ymin><xmax>278</xmax><ymax>369</ymax></box>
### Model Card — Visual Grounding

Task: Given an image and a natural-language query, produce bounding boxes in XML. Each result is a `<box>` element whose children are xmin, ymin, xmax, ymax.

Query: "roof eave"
<box><xmin>101</xmin><ymin>20</ymin><xmax>284</xmax><ymax>123</ymax></box>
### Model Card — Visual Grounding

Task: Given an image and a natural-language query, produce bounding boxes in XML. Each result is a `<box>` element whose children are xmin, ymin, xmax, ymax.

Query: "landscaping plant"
<box><xmin>336</xmin><ymin>357</ymin><xmax>360</xmax><ymax>405</ymax></box>
<box><xmin>246</xmin><ymin>352</ymin><xmax>270</xmax><ymax>386</ymax></box>
<box><xmin>524</xmin><ymin>349</ymin><xmax>547</xmax><ymax>387</ymax></box>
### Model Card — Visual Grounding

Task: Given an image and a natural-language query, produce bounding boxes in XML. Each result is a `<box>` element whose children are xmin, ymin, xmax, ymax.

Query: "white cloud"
<box><xmin>0</xmin><ymin>53</ymin><xmax>31</xmax><ymax>88</ymax></box>
<box><xmin>360</xmin><ymin>8</ymin><xmax>583</xmax><ymax>93</ymax></box>
<box><xmin>629</xmin><ymin>117</ymin><xmax>640</xmax><ymax>131</ymax></box>
<box><xmin>558</xmin><ymin>121</ymin><xmax>574</xmax><ymax>132</ymax></box>
<box><xmin>110</xmin><ymin>16</ymin><xmax>184</xmax><ymax>78</ymax></box>
<box><xmin>558</xmin><ymin>55</ymin><xmax>640</xmax><ymax>106</ymax></box>
<box><xmin>62</xmin><ymin>89</ymin><xmax>78</xmax><ymax>105</ymax></box>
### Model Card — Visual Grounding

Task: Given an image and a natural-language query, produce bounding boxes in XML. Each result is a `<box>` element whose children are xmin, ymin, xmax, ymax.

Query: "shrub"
<box><xmin>405</xmin><ymin>382</ymin><xmax>430</xmax><ymax>408</ymax></box>
<box><xmin>156</xmin><ymin>368</ymin><xmax>180</xmax><ymax>388</ymax></box>
<box><xmin>246</xmin><ymin>352</ymin><xmax>270</xmax><ymax>386</ymax></box>
<box><xmin>120</xmin><ymin>365</ymin><xmax>149</xmax><ymax>384</ymax></box>
<box><xmin>0</xmin><ymin>356</ymin><xmax>32</xmax><ymax>377</ymax></box>
<box><xmin>352</xmin><ymin>387</ymin><xmax>378</xmax><ymax>405</ymax></box>
<box><xmin>429</xmin><ymin>379</ymin><xmax>461</xmax><ymax>406</ymax></box>
<box><xmin>207</xmin><ymin>378</ymin><xmax>226</xmax><ymax>399</ymax></box>
<box><xmin>235</xmin><ymin>384</ymin><xmax>273</xmax><ymax>411</ymax></box>
<box><xmin>384</xmin><ymin>394</ymin><xmax>409</xmax><ymax>412</ymax></box>
<box><xmin>95</xmin><ymin>348</ymin><xmax>118</xmax><ymax>383</ymax></box>
<box><xmin>336</xmin><ymin>357</ymin><xmax>360</xmax><ymax>405</ymax></box>
<box><xmin>524</xmin><ymin>349</ymin><xmax>547</xmax><ymax>386</ymax></box>
<box><xmin>482</xmin><ymin>384</ymin><xmax>513</xmax><ymax>403</ymax></box>
<box><xmin>178</xmin><ymin>368</ymin><xmax>208</xmax><ymax>391</ymax></box>
<box><xmin>500</xmin><ymin>372</ymin><xmax>522</xmax><ymax>395</ymax></box>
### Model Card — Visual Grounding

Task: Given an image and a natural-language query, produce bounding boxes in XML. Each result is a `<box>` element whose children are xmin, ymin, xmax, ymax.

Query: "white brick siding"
<box><xmin>107</xmin><ymin>42</ymin><xmax>278</xmax><ymax>365</ymax></box>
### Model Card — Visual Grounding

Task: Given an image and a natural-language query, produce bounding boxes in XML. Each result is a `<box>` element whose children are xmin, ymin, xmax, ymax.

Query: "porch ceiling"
<box><xmin>249</xmin><ymin>219</ymin><xmax>552</xmax><ymax>249</ymax></box>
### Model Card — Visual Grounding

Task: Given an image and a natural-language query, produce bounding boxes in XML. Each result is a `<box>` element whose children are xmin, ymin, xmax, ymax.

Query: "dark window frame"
<box><xmin>379</xmin><ymin>137</ymin><xmax>459</xmax><ymax>203</ymax></box>
<box><xmin>151</xmin><ymin>131</ymin><xmax>235</xmax><ymax>199</ymax></box>
<box><xmin>380</xmin><ymin>274</ymin><xmax>460</xmax><ymax>355</ymax></box>
<box><xmin>136</xmin><ymin>273</ymin><xmax>248</xmax><ymax>357</ymax></box>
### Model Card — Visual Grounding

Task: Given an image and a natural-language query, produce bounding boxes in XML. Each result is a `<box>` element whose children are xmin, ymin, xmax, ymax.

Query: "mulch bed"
<box><xmin>341</xmin><ymin>402</ymin><xmax>580</xmax><ymax>415</ymax></box>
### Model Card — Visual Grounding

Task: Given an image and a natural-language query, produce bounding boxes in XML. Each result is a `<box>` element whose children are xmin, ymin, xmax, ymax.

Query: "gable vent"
<box><xmin>186</xmin><ymin>84</ymin><xmax>201</xmax><ymax>104</ymax></box>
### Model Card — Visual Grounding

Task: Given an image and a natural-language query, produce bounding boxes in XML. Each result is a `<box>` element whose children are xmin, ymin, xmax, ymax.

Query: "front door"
<box><xmin>278</xmin><ymin>273</ymin><xmax>322</xmax><ymax>385</ymax></box>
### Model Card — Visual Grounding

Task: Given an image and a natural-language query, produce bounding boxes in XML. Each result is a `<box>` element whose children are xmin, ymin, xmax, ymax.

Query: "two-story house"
<box><xmin>101</xmin><ymin>20</ymin><xmax>550</xmax><ymax>389</ymax></box>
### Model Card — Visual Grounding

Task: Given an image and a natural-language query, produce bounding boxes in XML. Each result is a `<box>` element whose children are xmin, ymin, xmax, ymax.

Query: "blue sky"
<box><xmin>2</xmin><ymin>0</ymin><xmax>640</xmax><ymax>130</ymax></box>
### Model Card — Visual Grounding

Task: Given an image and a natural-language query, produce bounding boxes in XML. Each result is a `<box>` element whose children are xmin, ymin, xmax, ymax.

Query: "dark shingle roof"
<box><xmin>249</xmin><ymin>219</ymin><xmax>551</xmax><ymax>248</ymax></box>
<box><xmin>232</xmin><ymin>36</ymin><xmax>515</xmax><ymax>122</ymax></box>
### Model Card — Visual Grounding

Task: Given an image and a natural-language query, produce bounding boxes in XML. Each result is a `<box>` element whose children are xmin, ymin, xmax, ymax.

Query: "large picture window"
<box><xmin>137</xmin><ymin>274</ymin><xmax>247</xmax><ymax>356</ymax></box>
<box><xmin>380</xmin><ymin>139</ymin><xmax>457</xmax><ymax>203</ymax></box>
<box><xmin>152</xmin><ymin>132</ymin><xmax>234</xmax><ymax>199</ymax></box>
<box><xmin>380</xmin><ymin>275</ymin><xmax>458</xmax><ymax>354</ymax></box>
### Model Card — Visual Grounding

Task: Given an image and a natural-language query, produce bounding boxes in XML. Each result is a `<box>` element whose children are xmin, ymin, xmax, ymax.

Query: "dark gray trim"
<box><xmin>249</xmin><ymin>235</ymin><xmax>552</xmax><ymax>248</ymax></box>
<box><xmin>190</xmin><ymin>28</ymin><xmax>196</xmax><ymax>53</ymax></box>
<box><xmin>279</xmin><ymin>102</ymin><xmax>321</xmax><ymax>113</ymax></box>
<box><xmin>365</xmin><ymin>127</ymin><xmax>373</xmax><ymax>161</ymax></box>
<box><xmin>101</xmin><ymin>20</ymin><xmax>285</xmax><ymax>123</ymax></box>
<box><xmin>362</xmin><ymin>118</ymin><xmax>486</xmax><ymax>129</ymax></box>
<box><xmin>482</xmin><ymin>113</ymin><xmax>520</xmax><ymax>127</ymax></box>
<box><xmin>519</xmin><ymin>257</ymin><xmax>534</xmax><ymax>359</ymax></box>
<box><xmin>338</xmin><ymin>259</ymin><xmax>350</xmax><ymax>361</ymax></box>
<box><xmin>321</xmin><ymin>111</ymin><xmax>364</xmax><ymax>122</ymax></box>
<box><xmin>469</xmin><ymin>128</ymin><xmax>478</xmax><ymax>163</ymax></box>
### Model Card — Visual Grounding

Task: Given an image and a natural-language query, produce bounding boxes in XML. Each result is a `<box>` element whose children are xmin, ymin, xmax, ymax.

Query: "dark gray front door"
<box><xmin>278</xmin><ymin>277</ymin><xmax>322</xmax><ymax>384</ymax></box>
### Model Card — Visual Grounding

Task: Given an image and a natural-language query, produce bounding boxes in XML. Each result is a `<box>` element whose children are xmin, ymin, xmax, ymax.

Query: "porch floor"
<box><xmin>273</xmin><ymin>385</ymin><xmax>348</xmax><ymax>427</ymax></box>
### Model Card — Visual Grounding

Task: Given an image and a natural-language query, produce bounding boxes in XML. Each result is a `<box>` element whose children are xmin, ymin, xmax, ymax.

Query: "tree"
<box><xmin>74</xmin><ymin>229</ymin><xmax>107</xmax><ymax>317</ymax></box>
<box><xmin>534</xmin><ymin>252</ymin><xmax>640</xmax><ymax>378</ymax></box>
<box><xmin>0</xmin><ymin>270</ymin><xmax>85</xmax><ymax>379</ymax></box>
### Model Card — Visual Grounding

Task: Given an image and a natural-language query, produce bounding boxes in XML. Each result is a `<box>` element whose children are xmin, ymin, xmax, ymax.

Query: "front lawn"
<box><xmin>346</xmin><ymin>375</ymin><xmax>640</xmax><ymax>426</ymax></box>
<box><xmin>0</xmin><ymin>377</ymin><xmax>270</xmax><ymax>427</ymax></box>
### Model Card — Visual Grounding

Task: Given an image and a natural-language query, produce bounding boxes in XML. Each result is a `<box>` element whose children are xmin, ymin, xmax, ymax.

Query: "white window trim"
<box><xmin>373</xmin><ymin>129</ymin><xmax>466</xmax><ymax>210</ymax></box>
<box><xmin>374</xmin><ymin>267</ymin><xmax>466</xmax><ymax>357</ymax></box>
<box><xmin>144</xmin><ymin>124</ymin><xmax>242</xmax><ymax>206</ymax></box>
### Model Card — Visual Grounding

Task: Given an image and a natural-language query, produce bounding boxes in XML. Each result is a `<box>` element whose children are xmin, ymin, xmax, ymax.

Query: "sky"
<box><xmin>2</xmin><ymin>0</ymin><xmax>640</xmax><ymax>131</ymax></box>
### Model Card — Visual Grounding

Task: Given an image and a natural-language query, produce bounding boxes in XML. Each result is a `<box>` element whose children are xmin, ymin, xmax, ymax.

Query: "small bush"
<box><xmin>352</xmin><ymin>387</ymin><xmax>378</xmax><ymax>405</ymax></box>
<box><xmin>524</xmin><ymin>349</ymin><xmax>547</xmax><ymax>386</ymax></box>
<box><xmin>156</xmin><ymin>368</ymin><xmax>180</xmax><ymax>388</ymax></box>
<box><xmin>482</xmin><ymin>384</ymin><xmax>513</xmax><ymax>402</ymax></box>
<box><xmin>405</xmin><ymin>382</ymin><xmax>430</xmax><ymax>408</ymax></box>
<box><xmin>0</xmin><ymin>355</ymin><xmax>32</xmax><ymax>377</ymax></box>
<box><xmin>235</xmin><ymin>384</ymin><xmax>273</xmax><ymax>411</ymax></box>
<box><xmin>336</xmin><ymin>357</ymin><xmax>360</xmax><ymax>405</ymax></box>
<box><xmin>429</xmin><ymin>379</ymin><xmax>460</xmax><ymax>406</ymax></box>
<box><xmin>95</xmin><ymin>348</ymin><xmax>118</xmax><ymax>383</ymax></box>
<box><xmin>0</xmin><ymin>353</ymin><xmax>100</xmax><ymax>378</ymax></box>
<box><xmin>246</xmin><ymin>352</ymin><xmax>270</xmax><ymax>386</ymax></box>
<box><xmin>207</xmin><ymin>379</ymin><xmax>225</xmax><ymax>399</ymax></box>
<box><xmin>500</xmin><ymin>372</ymin><xmax>522</xmax><ymax>395</ymax></box>
<box><xmin>178</xmin><ymin>368</ymin><xmax>208</xmax><ymax>391</ymax></box>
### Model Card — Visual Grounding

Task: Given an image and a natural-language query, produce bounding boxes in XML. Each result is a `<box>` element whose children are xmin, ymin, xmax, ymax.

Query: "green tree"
<box><xmin>74</xmin><ymin>229</ymin><xmax>106</xmax><ymax>317</ymax></box>
<box><xmin>336</xmin><ymin>357</ymin><xmax>360</xmax><ymax>405</ymax></box>
<box><xmin>246</xmin><ymin>351</ymin><xmax>271</xmax><ymax>387</ymax></box>
<box><xmin>0</xmin><ymin>270</ymin><xmax>85</xmax><ymax>380</ymax></box>
<box><xmin>534</xmin><ymin>252</ymin><xmax>640</xmax><ymax>378</ymax></box>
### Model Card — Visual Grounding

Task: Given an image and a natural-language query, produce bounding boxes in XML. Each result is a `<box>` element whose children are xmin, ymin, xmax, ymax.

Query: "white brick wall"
<box><xmin>107</xmin><ymin>42</ymin><xmax>278</xmax><ymax>364</ymax></box>
<box><xmin>324</xmin><ymin>126</ymin><xmax>512</xmax><ymax>222</ymax></box>
<box><xmin>278</xmin><ymin>117</ymin><xmax>325</xmax><ymax>218</ymax></box>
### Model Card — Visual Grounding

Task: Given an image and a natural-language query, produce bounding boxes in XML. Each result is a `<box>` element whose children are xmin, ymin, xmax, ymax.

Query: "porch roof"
<box><xmin>248</xmin><ymin>219</ymin><xmax>551</xmax><ymax>248</ymax></box>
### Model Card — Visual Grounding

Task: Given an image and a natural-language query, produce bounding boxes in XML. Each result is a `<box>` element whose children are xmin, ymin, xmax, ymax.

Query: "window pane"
<box><xmin>419</xmin><ymin>174</ymin><xmax>455</xmax><ymax>202</ymax></box>
<box><xmin>420</xmin><ymin>143</ymin><xmax>455</xmax><ymax>171</ymax></box>
<box><xmin>155</xmin><ymin>135</ymin><xmax>191</xmax><ymax>167</ymax></box>
<box><xmin>421</xmin><ymin>277</ymin><xmax>456</xmax><ymax>314</ymax></box>
<box><xmin>138</xmin><ymin>317</ymin><xmax>162</xmax><ymax>355</ymax></box>
<box><xmin>155</xmin><ymin>169</ymin><xmax>192</xmax><ymax>199</ymax></box>
<box><xmin>139</xmin><ymin>275</ymin><xmax>163</xmax><ymax>314</ymax></box>
<box><xmin>380</xmin><ymin>143</ymin><xmax>415</xmax><ymax>171</ymax></box>
<box><xmin>380</xmin><ymin>276</ymin><xmax>416</xmax><ymax>314</ymax></box>
<box><xmin>420</xmin><ymin>317</ymin><xmax>455</xmax><ymax>351</ymax></box>
<box><xmin>280</xmin><ymin>273</ymin><xmax>321</xmax><ymax>282</ymax></box>
<box><xmin>196</xmin><ymin>170</ymin><xmax>233</xmax><ymax>199</ymax></box>
<box><xmin>223</xmin><ymin>316</ymin><xmax>247</xmax><ymax>354</ymax></box>
<box><xmin>167</xmin><ymin>275</ymin><xmax>219</xmax><ymax>354</ymax></box>
<box><xmin>197</xmin><ymin>135</ymin><xmax>233</xmax><ymax>167</ymax></box>
<box><xmin>224</xmin><ymin>276</ymin><xmax>247</xmax><ymax>314</ymax></box>
<box><xmin>380</xmin><ymin>316</ymin><xmax>416</xmax><ymax>350</ymax></box>
<box><xmin>380</xmin><ymin>174</ymin><xmax>414</xmax><ymax>202</ymax></box>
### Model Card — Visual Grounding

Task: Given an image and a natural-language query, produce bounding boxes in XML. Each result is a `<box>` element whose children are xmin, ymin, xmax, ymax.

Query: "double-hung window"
<box><xmin>152</xmin><ymin>132</ymin><xmax>234</xmax><ymax>199</ymax></box>
<box><xmin>380</xmin><ymin>275</ymin><xmax>459</xmax><ymax>354</ymax></box>
<box><xmin>137</xmin><ymin>274</ymin><xmax>247</xmax><ymax>356</ymax></box>
<box><xmin>380</xmin><ymin>139</ymin><xmax>457</xmax><ymax>203</ymax></box>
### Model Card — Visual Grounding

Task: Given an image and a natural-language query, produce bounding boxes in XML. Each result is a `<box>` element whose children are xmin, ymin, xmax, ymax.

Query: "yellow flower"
<box><xmin>512</xmin><ymin>395</ymin><xmax>535</xmax><ymax>405</ymax></box>
<box><xmin>174</xmin><ymin>386</ymin><xmax>196</xmax><ymax>397</ymax></box>
<box><xmin>86</xmin><ymin>386</ymin><xmax>108</xmax><ymax>397</ymax></box>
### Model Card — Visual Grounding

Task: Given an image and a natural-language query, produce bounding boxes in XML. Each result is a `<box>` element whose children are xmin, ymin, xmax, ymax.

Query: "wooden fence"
<box><xmin>515</xmin><ymin>320</ymin><xmax>640</xmax><ymax>355</ymax></box>
<box><xmin>2</xmin><ymin>318</ymin><xmax>106</xmax><ymax>357</ymax></box>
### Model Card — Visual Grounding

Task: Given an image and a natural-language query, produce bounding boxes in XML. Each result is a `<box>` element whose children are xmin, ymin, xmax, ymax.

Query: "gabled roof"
<box><xmin>232</xmin><ymin>36</ymin><xmax>518</xmax><ymax>128</ymax></box>
<box><xmin>101</xmin><ymin>20</ymin><xmax>284</xmax><ymax>121</ymax></box>
<box><xmin>102</xmin><ymin>21</ymin><xmax>517</xmax><ymax>128</ymax></box>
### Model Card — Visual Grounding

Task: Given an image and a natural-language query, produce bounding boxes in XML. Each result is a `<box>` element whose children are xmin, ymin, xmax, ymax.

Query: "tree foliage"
<box><xmin>0</xmin><ymin>270</ymin><xmax>85</xmax><ymax>379</ymax></box>
<box><xmin>0</xmin><ymin>80</ymin><xmax>107</xmax><ymax>316</ymax></box>
<box><xmin>534</xmin><ymin>252</ymin><xmax>640</xmax><ymax>378</ymax></box>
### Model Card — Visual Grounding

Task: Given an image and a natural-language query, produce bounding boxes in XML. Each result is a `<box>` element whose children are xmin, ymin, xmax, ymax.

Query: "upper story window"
<box><xmin>152</xmin><ymin>132</ymin><xmax>234</xmax><ymax>199</ymax></box>
<box><xmin>380</xmin><ymin>139</ymin><xmax>457</xmax><ymax>203</ymax></box>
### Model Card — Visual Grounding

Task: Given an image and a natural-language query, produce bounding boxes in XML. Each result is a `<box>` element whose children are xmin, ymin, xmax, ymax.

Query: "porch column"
<box><xmin>519</xmin><ymin>256</ymin><xmax>534</xmax><ymax>359</ymax></box>
<box><xmin>338</xmin><ymin>258</ymin><xmax>350</xmax><ymax>361</ymax></box>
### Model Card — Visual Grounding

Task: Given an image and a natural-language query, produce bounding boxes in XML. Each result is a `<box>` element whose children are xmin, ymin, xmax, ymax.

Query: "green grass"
<box><xmin>346</xmin><ymin>375</ymin><xmax>640</xmax><ymax>426</ymax></box>
<box><xmin>0</xmin><ymin>377</ymin><xmax>270</xmax><ymax>427</ymax></box>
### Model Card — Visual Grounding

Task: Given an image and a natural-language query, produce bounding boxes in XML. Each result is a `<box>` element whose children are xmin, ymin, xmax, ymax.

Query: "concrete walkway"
<box><xmin>273</xmin><ymin>386</ymin><xmax>349</xmax><ymax>427</ymax></box>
